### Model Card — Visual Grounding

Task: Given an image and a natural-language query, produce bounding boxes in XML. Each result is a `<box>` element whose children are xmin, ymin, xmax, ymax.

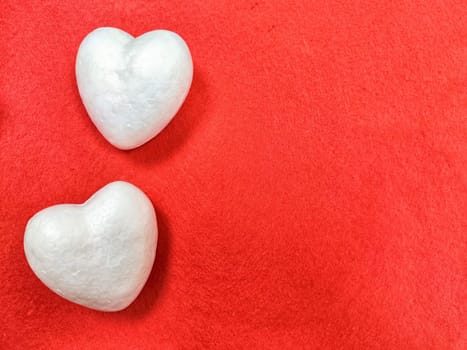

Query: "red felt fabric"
<box><xmin>0</xmin><ymin>0</ymin><xmax>466</xmax><ymax>349</ymax></box>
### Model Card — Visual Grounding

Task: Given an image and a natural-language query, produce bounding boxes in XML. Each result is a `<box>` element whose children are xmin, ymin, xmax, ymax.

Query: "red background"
<box><xmin>0</xmin><ymin>1</ymin><xmax>465</xmax><ymax>349</ymax></box>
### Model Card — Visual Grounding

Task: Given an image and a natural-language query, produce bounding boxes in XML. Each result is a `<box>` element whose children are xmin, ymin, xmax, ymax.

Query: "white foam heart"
<box><xmin>76</xmin><ymin>27</ymin><xmax>193</xmax><ymax>150</ymax></box>
<box><xmin>24</xmin><ymin>181</ymin><xmax>157</xmax><ymax>311</ymax></box>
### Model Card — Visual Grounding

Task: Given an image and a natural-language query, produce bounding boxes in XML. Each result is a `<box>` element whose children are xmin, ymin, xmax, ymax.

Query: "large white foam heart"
<box><xmin>24</xmin><ymin>181</ymin><xmax>157</xmax><ymax>311</ymax></box>
<box><xmin>76</xmin><ymin>27</ymin><xmax>193</xmax><ymax>150</ymax></box>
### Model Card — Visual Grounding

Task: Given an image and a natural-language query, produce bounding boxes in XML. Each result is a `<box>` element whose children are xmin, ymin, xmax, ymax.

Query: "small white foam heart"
<box><xmin>24</xmin><ymin>181</ymin><xmax>157</xmax><ymax>311</ymax></box>
<box><xmin>76</xmin><ymin>27</ymin><xmax>193</xmax><ymax>150</ymax></box>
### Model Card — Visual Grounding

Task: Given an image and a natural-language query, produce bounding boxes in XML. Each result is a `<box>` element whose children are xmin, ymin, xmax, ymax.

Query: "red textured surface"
<box><xmin>0</xmin><ymin>1</ymin><xmax>466</xmax><ymax>349</ymax></box>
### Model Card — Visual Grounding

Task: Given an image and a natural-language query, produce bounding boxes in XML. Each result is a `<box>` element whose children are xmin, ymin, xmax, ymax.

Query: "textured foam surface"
<box><xmin>76</xmin><ymin>28</ymin><xmax>193</xmax><ymax>149</ymax></box>
<box><xmin>24</xmin><ymin>181</ymin><xmax>157</xmax><ymax>312</ymax></box>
